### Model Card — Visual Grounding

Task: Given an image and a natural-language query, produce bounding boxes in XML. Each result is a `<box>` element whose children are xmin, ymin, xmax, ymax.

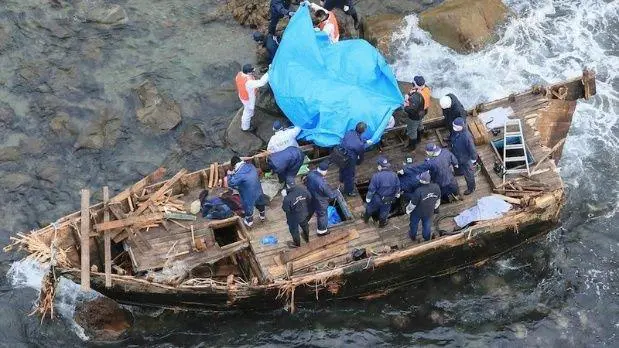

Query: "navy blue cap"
<box><xmin>318</xmin><ymin>160</ymin><xmax>329</xmax><ymax>171</ymax></box>
<box><xmin>242</xmin><ymin>64</ymin><xmax>254</xmax><ymax>74</ymax></box>
<box><xmin>377</xmin><ymin>156</ymin><xmax>390</xmax><ymax>167</ymax></box>
<box><xmin>273</xmin><ymin>120</ymin><xmax>283</xmax><ymax>130</ymax></box>
<box><xmin>413</xmin><ymin>76</ymin><xmax>425</xmax><ymax>87</ymax></box>
<box><xmin>453</xmin><ymin>117</ymin><xmax>465</xmax><ymax>127</ymax></box>
<box><xmin>418</xmin><ymin>171</ymin><xmax>431</xmax><ymax>183</ymax></box>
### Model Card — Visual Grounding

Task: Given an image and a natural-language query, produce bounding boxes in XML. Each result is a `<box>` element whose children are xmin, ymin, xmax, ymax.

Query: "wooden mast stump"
<box><xmin>103</xmin><ymin>186</ymin><xmax>112</xmax><ymax>288</ymax></box>
<box><xmin>80</xmin><ymin>189</ymin><xmax>91</xmax><ymax>291</ymax></box>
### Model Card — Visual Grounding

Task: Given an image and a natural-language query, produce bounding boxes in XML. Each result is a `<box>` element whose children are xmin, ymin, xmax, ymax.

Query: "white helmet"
<box><xmin>440</xmin><ymin>95</ymin><xmax>452</xmax><ymax>109</ymax></box>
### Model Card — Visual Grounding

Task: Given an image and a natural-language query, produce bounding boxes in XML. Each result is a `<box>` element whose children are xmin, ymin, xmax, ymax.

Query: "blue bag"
<box><xmin>327</xmin><ymin>206</ymin><xmax>342</xmax><ymax>227</ymax></box>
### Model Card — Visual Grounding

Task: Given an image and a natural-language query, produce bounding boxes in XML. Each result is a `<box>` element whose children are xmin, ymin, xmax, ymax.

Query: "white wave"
<box><xmin>6</xmin><ymin>259</ymin><xmax>99</xmax><ymax>341</ymax></box>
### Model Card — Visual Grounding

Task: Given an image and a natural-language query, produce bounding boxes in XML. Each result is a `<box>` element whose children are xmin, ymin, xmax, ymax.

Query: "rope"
<box><xmin>435</xmin><ymin>214</ymin><xmax>472</xmax><ymax>236</ymax></box>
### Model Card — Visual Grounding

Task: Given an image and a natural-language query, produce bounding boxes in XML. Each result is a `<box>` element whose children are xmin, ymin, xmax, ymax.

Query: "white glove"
<box><xmin>395</xmin><ymin>192</ymin><xmax>401</xmax><ymax>198</ymax></box>
<box><xmin>343</xmin><ymin>5</ymin><xmax>350</xmax><ymax>11</ymax></box>
<box><xmin>366</xmin><ymin>139</ymin><xmax>373</xmax><ymax>145</ymax></box>
<box><xmin>365</xmin><ymin>197</ymin><xmax>371</xmax><ymax>204</ymax></box>
<box><xmin>454</xmin><ymin>164</ymin><xmax>459</xmax><ymax>169</ymax></box>
<box><xmin>281</xmin><ymin>189</ymin><xmax>287</xmax><ymax>197</ymax></box>
<box><xmin>397</xmin><ymin>169</ymin><xmax>404</xmax><ymax>175</ymax></box>
<box><xmin>288</xmin><ymin>11</ymin><xmax>295</xmax><ymax>17</ymax></box>
<box><xmin>227</xmin><ymin>170</ymin><xmax>233</xmax><ymax>175</ymax></box>
<box><xmin>405</xmin><ymin>202</ymin><xmax>415</xmax><ymax>215</ymax></box>
<box><xmin>471</xmin><ymin>159</ymin><xmax>477</xmax><ymax>165</ymax></box>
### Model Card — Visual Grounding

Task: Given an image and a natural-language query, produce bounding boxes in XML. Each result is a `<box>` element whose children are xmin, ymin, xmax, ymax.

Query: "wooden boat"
<box><xmin>6</xmin><ymin>70</ymin><xmax>596</xmax><ymax>313</ymax></box>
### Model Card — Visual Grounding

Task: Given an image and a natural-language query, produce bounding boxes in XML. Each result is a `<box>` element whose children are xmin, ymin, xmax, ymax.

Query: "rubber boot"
<box><xmin>363</xmin><ymin>213</ymin><xmax>370</xmax><ymax>224</ymax></box>
<box><xmin>406</xmin><ymin>138</ymin><xmax>417</xmax><ymax>150</ymax></box>
<box><xmin>378</xmin><ymin>220</ymin><xmax>389</xmax><ymax>228</ymax></box>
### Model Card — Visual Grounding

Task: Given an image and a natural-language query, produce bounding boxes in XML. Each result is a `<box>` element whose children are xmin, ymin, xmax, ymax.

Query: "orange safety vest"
<box><xmin>318</xmin><ymin>11</ymin><xmax>340</xmax><ymax>42</ymax></box>
<box><xmin>235</xmin><ymin>72</ymin><xmax>254</xmax><ymax>102</ymax></box>
<box><xmin>419</xmin><ymin>86</ymin><xmax>432</xmax><ymax>110</ymax></box>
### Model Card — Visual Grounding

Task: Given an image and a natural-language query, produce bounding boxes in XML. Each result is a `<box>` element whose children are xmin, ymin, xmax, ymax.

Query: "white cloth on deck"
<box><xmin>454</xmin><ymin>196</ymin><xmax>513</xmax><ymax>228</ymax></box>
<box><xmin>478</xmin><ymin>107</ymin><xmax>514</xmax><ymax>130</ymax></box>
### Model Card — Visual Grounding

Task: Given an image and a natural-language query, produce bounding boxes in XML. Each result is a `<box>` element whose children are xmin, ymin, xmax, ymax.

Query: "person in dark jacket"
<box><xmin>403</xmin><ymin>91</ymin><xmax>425</xmax><ymax>150</ymax></box>
<box><xmin>424</xmin><ymin>143</ymin><xmax>459</xmax><ymax>202</ymax></box>
<box><xmin>269</xmin><ymin>0</ymin><xmax>294</xmax><ymax>35</ymax></box>
<box><xmin>449</xmin><ymin>117</ymin><xmax>477</xmax><ymax>195</ymax></box>
<box><xmin>227</xmin><ymin>156</ymin><xmax>268</xmax><ymax>227</ymax></box>
<box><xmin>439</xmin><ymin>94</ymin><xmax>467</xmax><ymax>135</ymax></box>
<box><xmin>406</xmin><ymin>171</ymin><xmax>441</xmax><ymax>241</ymax></box>
<box><xmin>282</xmin><ymin>179</ymin><xmax>312</xmax><ymax>248</ymax></box>
<box><xmin>306</xmin><ymin>160</ymin><xmax>337</xmax><ymax>236</ymax></box>
<box><xmin>253</xmin><ymin>31</ymin><xmax>279</xmax><ymax>63</ymax></box>
<box><xmin>339</xmin><ymin>122</ymin><xmax>368</xmax><ymax>196</ymax></box>
<box><xmin>321</xmin><ymin>0</ymin><xmax>359</xmax><ymax>29</ymax></box>
<box><xmin>268</xmin><ymin>146</ymin><xmax>304</xmax><ymax>185</ymax></box>
<box><xmin>364</xmin><ymin>156</ymin><xmax>401</xmax><ymax>228</ymax></box>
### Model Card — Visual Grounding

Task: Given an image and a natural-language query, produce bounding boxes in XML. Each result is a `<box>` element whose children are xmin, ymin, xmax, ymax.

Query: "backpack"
<box><xmin>330</xmin><ymin>145</ymin><xmax>351</xmax><ymax>168</ymax></box>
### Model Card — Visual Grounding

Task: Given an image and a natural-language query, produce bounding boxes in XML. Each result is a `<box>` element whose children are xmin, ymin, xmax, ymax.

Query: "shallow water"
<box><xmin>2</xmin><ymin>0</ymin><xmax>619</xmax><ymax>346</ymax></box>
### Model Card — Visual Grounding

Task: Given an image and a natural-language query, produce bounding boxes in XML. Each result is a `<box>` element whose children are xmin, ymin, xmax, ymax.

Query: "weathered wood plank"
<box><xmin>95</xmin><ymin>213</ymin><xmax>164</xmax><ymax>232</ymax></box>
<box><xmin>103</xmin><ymin>186</ymin><xmax>112</xmax><ymax>288</ymax></box>
<box><xmin>133</xmin><ymin>169</ymin><xmax>188</xmax><ymax>216</ymax></box>
<box><xmin>279</xmin><ymin>230</ymin><xmax>355</xmax><ymax>264</ymax></box>
<box><xmin>80</xmin><ymin>189</ymin><xmax>91</xmax><ymax>291</ymax></box>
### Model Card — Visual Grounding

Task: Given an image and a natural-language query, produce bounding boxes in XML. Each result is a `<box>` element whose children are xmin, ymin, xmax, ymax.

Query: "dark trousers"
<box><xmin>409</xmin><ymin>213</ymin><xmax>432</xmax><ymax>241</ymax></box>
<box><xmin>456</xmin><ymin>161</ymin><xmax>476</xmax><ymax>192</ymax></box>
<box><xmin>339</xmin><ymin>164</ymin><xmax>356</xmax><ymax>195</ymax></box>
<box><xmin>439</xmin><ymin>181</ymin><xmax>459</xmax><ymax>202</ymax></box>
<box><xmin>245</xmin><ymin>204</ymin><xmax>266</xmax><ymax>222</ymax></box>
<box><xmin>287</xmin><ymin>214</ymin><xmax>310</xmax><ymax>245</ymax></box>
<box><xmin>404</xmin><ymin>118</ymin><xmax>422</xmax><ymax>142</ymax></box>
<box><xmin>365</xmin><ymin>198</ymin><xmax>391</xmax><ymax>222</ymax></box>
<box><xmin>313</xmin><ymin>201</ymin><xmax>328</xmax><ymax>231</ymax></box>
<box><xmin>269</xmin><ymin>11</ymin><xmax>285</xmax><ymax>35</ymax></box>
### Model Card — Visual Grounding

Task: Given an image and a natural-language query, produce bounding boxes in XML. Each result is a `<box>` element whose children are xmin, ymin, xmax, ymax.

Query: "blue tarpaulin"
<box><xmin>269</xmin><ymin>5</ymin><xmax>403</xmax><ymax>147</ymax></box>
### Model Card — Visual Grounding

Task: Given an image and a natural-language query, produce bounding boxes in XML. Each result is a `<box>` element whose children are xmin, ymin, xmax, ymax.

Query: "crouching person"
<box><xmin>364</xmin><ymin>156</ymin><xmax>400</xmax><ymax>228</ymax></box>
<box><xmin>407</xmin><ymin>171</ymin><xmax>441</xmax><ymax>242</ymax></box>
<box><xmin>282</xmin><ymin>179</ymin><xmax>312</xmax><ymax>248</ymax></box>
<box><xmin>227</xmin><ymin>156</ymin><xmax>268</xmax><ymax>227</ymax></box>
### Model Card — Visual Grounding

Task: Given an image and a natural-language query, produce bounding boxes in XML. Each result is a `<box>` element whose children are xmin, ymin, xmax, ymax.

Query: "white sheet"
<box><xmin>478</xmin><ymin>107</ymin><xmax>514</xmax><ymax>130</ymax></box>
<box><xmin>454</xmin><ymin>196</ymin><xmax>513</xmax><ymax>228</ymax></box>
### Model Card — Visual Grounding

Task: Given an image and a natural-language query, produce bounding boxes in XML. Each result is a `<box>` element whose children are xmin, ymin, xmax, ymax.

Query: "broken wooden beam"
<box><xmin>133</xmin><ymin>169</ymin><xmax>188</xmax><ymax>216</ymax></box>
<box><xmin>279</xmin><ymin>230</ymin><xmax>354</xmax><ymax>264</ymax></box>
<box><xmin>94</xmin><ymin>212</ymin><xmax>164</xmax><ymax>232</ymax></box>
<box><xmin>164</xmin><ymin>212</ymin><xmax>197</xmax><ymax>221</ymax></box>
<box><xmin>103</xmin><ymin>186</ymin><xmax>112</xmax><ymax>288</ymax></box>
<box><xmin>110</xmin><ymin>167</ymin><xmax>166</xmax><ymax>204</ymax></box>
<box><xmin>80</xmin><ymin>189</ymin><xmax>91</xmax><ymax>291</ymax></box>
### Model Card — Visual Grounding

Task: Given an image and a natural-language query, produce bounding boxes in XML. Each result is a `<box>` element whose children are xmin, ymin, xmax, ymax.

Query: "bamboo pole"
<box><xmin>80</xmin><ymin>189</ymin><xmax>91</xmax><ymax>291</ymax></box>
<box><xmin>103</xmin><ymin>186</ymin><xmax>112</xmax><ymax>288</ymax></box>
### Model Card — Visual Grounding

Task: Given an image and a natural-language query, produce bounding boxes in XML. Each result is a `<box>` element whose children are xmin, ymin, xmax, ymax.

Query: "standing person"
<box><xmin>406</xmin><ymin>171</ymin><xmax>441</xmax><ymax>242</ymax></box>
<box><xmin>410</xmin><ymin>76</ymin><xmax>431</xmax><ymax>117</ymax></box>
<box><xmin>439</xmin><ymin>93</ymin><xmax>467</xmax><ymax>134</ymax></box>
<box><xmin>403</xmin><ymin>91</ymin><xmax>425</xmax><ymax>150</ymax></box>
<box><xmin>364</xmin><ymin>157</ymin><xmax>401</xmax><ymax>228</ymax></box>
<box><xmin>309</xmin><ymin>2</ymin><xmax>340</xmax><ymax>43</ymax></box>
<box><xmin>306</xmin><ymin>160</ymin><xmax>337</xmax><ymax>236</ymax></box>
<box><xmin>424</xmin><ymin>143</ymin><xmax>460</xmax><ymax>202</ymax></box>
<box><xmin>321</xmin><ymin>0</ymin><xmax>359</xmax><ymax>29</ymax></box>
<box><xmin>227</xmin><ymin>156</ymin><xmax>268</xmax><ymax>227</ymax></box>
<box><xmin>269</xmin><ymin>0</ymin><xmax>294</xmax><ymax>36</ymax></box>
<box><xmin>235</xmin><ymin>64</ymin><xmax>270</xmax><ymax>132</ymax></box>
<box><xmin>338</xmin><ymin>122</ymin><xmax>368</xmax><ymax>196</ymax></box>
<box><xmin>282</xmin><ymin>179</ymin><xmax>312</xmax><ymax>248</ymax></box>
<box><xmin>267</xmin><ymin>120</ymin><xmax>301</xmax><ymax>153</ymax></box>
<box><xmin>449</xmin><ymin>117</ymin><xmax>477</xmax><ymax>195</ymax></box>
<box><xmin>267</xmin><ymin>146</ymin><xmax>305</xmax><ymax>186</ymax></box>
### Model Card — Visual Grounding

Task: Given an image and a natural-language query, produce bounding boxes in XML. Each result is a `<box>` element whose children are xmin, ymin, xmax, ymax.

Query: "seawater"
<box><xmin>2</xmin><ymin>0</ymin><xmax>618</xmax><ymax>345</ymax></box>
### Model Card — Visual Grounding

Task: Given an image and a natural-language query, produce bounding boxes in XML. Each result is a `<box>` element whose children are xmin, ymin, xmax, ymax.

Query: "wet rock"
<box><xmin>35</xmin><ymin>164</ymin><xmax>61</xmax><ymax>184</ymax></box>
<box><xmin>49</xmin><ymin>112</ymin><xmax>80</xmax><ymax>138</ymax></box>
<box><xmin>0</xmin><ymin>173</ymin><xmax>32</xmax><ymax>191</ymax></box>
<box><xmin>0</xmin><ymin>147</ymin><xmax>20</xmax><ymax>162</ymax></box>
<box><xmin>74</xmin><ymin>297</ymin><xmax>131</xmax><ymax>342</ymax></box>
<box><xmin>224</xmin><ymin>108</ymin><xmax>264</xmax><ymax>154</ymax></box>
<box><xmin>135</xmin><ymin>80</ymin><xmax>182</xmax><ymax>133</ymax></box>
<box><xmin>19</xmin><ymin>138</ymin><xmax>45</xmax><ymax>155</ymax></box>
<box><xmin>419</xmin><ymin>0</ymin><xmax>509</xmax><ymax>53</ymax></box>
<box><xmin>0</xmin><ymin>23</ymin><xmax>12</xmax><ymax>51</ymax></box>
<box><xmin>332</xmin><ymin>8</ymin><xmax>360</xmax><ymax>39</ymax></box>
<box><xmin>77</xmin><ymin>1</ymin><xmax>128</xmax><ymax>26</ymax></box>
<box><xmin>356</xmin><ymin>0</ymin><xmax>436</xmax><ymax>17</ymax></box>
<box><xmin>36</xmin><ymin>18</ymin><xmax>73</xmax><ymax>39</ymax></box>
<box><xmin>14</xmin><ymin>61</ymin><xmax>51</xmax><ymax>94</ymax></box>
<box><xmin>75</xmin><ymin>109</ymin><xmax>122</xmax><ymax>150</ymax></box>
<box><xmin>390</xmin><ymin>314</ymin><xmax>412</xmax><ymax>329</ymax></box>
<box><xmin>178</xmin><ymin>123</ymin><xmax>209</xmax><ymax>153</ymax></box>
<box><xmin>362</xmin><ymin>14</ymin><xmax>404</xmax><ymax>59</ymax></box>
<box><xmin>0</xmin><ymin>102</ymin><xmax>15</xmax><ymax>127</ymax></box>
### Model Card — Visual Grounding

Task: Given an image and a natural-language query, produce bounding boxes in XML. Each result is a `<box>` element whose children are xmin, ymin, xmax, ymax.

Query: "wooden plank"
<box><xmin>279</xmin><ymin>229</ymin><xmax>355</xmax><ymax>264</ymax></box>
<box><xmin>110</xmin><ymin>167</ymin><xmax>166</xmax><ymax>204</ymax></box>
<box><xmin>95</xmin><ymin>212</ymin><xmax>164</xmax><ymax>232</ymax></box>
<box><xmin>80</xmin><ymin>189</ymin><xmax>91</xmax><ymax>291</ymax></box>
<box><xmin>103</xmin><ymin>186</ymin><xmax>112</xmax><ymax>288</ymax></box>
<box><xmin>164</xmin><ymin>212</ymin><xmax>196</xmax><ymax>221</ymax></box>
<box><xmin>133</xmin><ymin>169</ymin><xmax>188</xmax><ymax>216</ymax></box>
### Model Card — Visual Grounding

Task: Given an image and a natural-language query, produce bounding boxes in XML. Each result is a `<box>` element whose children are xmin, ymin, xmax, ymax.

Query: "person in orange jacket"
<box><xmin>235</xmin><ymin>64</ymin><xmax>270</xmax><ymax>132</ymax></box>
<box><xmin>309</xmin><ymin>2</ymin><xmax>340</xmax><ymax>43</ymax></box>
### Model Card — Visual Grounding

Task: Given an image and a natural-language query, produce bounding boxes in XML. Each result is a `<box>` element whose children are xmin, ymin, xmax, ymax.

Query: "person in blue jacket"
<box><xmin>269</xmin><ymin>0</ymin><xmax>295</xmax><ymax>35</ymax></box>
<box><xmin>364</xmin><ymin>156</ymin><xmax>401</xmax><ymax>228</ymax></box>
<box><xmin>406</xmin><ymin>171</ymin><xmax>441</xmax><ymax>242</ymax></box>
<box><xmin>281</xmin><ymin>179</ymin><xmax>312</xmax><ymax>248</ymax></box>
<box><xmin>253</xmin><ymin>31</ymin><xmax>280</xmax><ymax>64</ymax></box>
<box><xmin>425</xmin><ymin>143</ymin><xmax>460</xmax><ymax>202</ymax></box>
<box><xmin>267</xmin><ymin>146</ymin><xmax>304</xmax><ymax>185</ymax></box>
<box><xmin>321</xmin><ymin>0</ymin><xmax>359</xmax><ymax>29</ymax></box>
<box><xmin>227</xmin><ymin>156</ymin><xmax>268</xmax><ymax>227</ymax></box>
<box><xmin>397</xmin><ymin>156</ymin><xmax>427</xmax><ymax>202</ymax></box>
<box><xmin>449</xmin><ymin>117</ymin><xmax>477</xmax><ymax>195</ymax></box>
<box><xmin>339</xmin><ymin>122</ymin><xmax>368</xmax><ymax>196</ymax></box>
<box><xmin>306</xmin><ymin>160</ymin><xmax>337</xmax><ymax>236</ymax></box>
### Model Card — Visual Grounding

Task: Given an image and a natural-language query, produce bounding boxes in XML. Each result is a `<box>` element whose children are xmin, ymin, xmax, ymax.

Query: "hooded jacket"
<box><xmin>227</xmin><ymin>162</ymin><xmax>266</xmax><ymax>214</ymax></box>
